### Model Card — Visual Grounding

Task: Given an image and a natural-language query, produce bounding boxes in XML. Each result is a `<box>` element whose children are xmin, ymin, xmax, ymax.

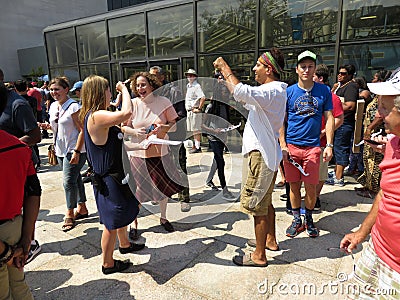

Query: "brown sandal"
<box><xmin>62</xmin><ymin>217</ymin><xmax>75</xmax><ymax>232</ymax></box>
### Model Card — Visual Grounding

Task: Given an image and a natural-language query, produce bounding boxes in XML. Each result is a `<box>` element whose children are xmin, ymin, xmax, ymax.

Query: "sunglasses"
<box><xmin>288</xmin><ymin>157</ymin><xmax>309</xmax><ymax>176</ymax></box>
<box><xmin>54</xmin><ymin>111</ymin><xmax>59</xmax><ymax>123</ymax></box>
<box><xmin>338</xmin><ymin>72</ymin><xmax>348</xmax><ymax>76</ymax></box>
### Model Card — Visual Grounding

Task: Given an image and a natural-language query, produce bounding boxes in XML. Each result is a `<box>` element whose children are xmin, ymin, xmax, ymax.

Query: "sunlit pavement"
<box><xmin>25</xmin><ymin>138</ymin><xmax>373</xmax><ymax>300</ymax></box>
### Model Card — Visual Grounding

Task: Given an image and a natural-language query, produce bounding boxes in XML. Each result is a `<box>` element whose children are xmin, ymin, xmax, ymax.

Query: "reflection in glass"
<box><xmin>49</xmin><ymin>67</ymin><xmax>79</xmax><ymax>83</ymax></box>
<box><xmin>45</xmin><ymin>28</ymin><xmax>77</xmax><ymax>66</ymax></box>
<box><xmin>80</xmin><ymin>64</ymin><xmax>110</xmax><ymax>82</ymax></box>
<box><xmin>341</xmin><ymin>0</ymin><xmax>400</xmax><ymax>40</ymax></box>
<box><xmin>148</xmin><ymin>5</ymin><xmax>193</xmax><ymax>57</ymax></box>
<box><xmin>76</xmin><ymin>22</ymin><xmax>108</xmax><ymax>63</ymax></box>
<box><xmin>259</xmin><ymin>0</ymin><xmax>338</xmax><ymax>47</ymax></box>
<box><xmin>108</xmin><ymin>14</ymin><xmax>146</xmax><ymax>60</ymax></box>
<box><xmin>197</xmin><ymin>0</ymin><xmax>256</xmax><ymax>52</ymax></box>
<box><xmin>339</xmin><ymin>41</ymin><xmax>400</xmax><ymax>81</ymax></box>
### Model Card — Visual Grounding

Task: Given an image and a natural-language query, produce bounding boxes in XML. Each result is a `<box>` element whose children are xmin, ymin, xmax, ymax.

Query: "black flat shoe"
<box><xmin>102</xmin><ymin>259</ymin><xmax>131</xmax><ymax>275</ymax></box>
<box><xmin>119</xmin><ymin>242</ymin><xmax>145</xmax><ymax>254</ymax></box>
<box><xmin>160</xmin><ymin>220</ymin><xmax>174</xmax><ymax>232</ymax></box>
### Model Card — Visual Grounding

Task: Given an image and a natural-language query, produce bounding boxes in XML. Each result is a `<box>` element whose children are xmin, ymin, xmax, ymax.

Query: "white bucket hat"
<box><xmin>184</xmin><ymin>69</ymin><xmax>198</xmax><ymax>77</ymax></box>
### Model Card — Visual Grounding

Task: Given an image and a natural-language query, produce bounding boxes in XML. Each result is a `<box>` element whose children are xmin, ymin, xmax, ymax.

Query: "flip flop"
<box><xmin>62</xmin><ymin>217</ymin><xmax>75</xmax><ymax>232</ymax></box>
<box><xmin>74</xmin><ymin>211</ymin><xmax>89</xmax><ymax>220</ymax></box>
<box><xmin>232</xmin><ymin>253</ymin><xmax>268</xmax><ymax>267</ymax></box>
<box><xmin>246</xmin><ymin>239</ymin><xmax>280</xmax><ymax>251</ymax></box>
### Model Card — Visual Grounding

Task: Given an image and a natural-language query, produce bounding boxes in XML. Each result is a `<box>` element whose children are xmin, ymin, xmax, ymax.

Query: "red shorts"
<box><xmin>283</xmin><ymin>144</ymin><xmax>321</xmax><ymax>185</ymax></box>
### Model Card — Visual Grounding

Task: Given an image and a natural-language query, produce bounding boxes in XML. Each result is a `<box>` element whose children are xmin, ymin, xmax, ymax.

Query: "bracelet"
<box><xmin>226</xmin><ymin>74</ymin><xmax>233</xmax><ymax>79</ymax></box>
<box><xmin>73</xmin><ymin>149</ymin><xmax>81</xmax><ymax>154</ymax></box>
<box><xmin>326</xmin><ymin>143</ymin><xmax>334</xmax><ymax>148</ymax></box>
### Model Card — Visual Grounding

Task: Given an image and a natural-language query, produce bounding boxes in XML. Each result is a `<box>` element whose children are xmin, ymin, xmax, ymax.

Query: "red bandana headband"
<box><xmin>258</xmin><ymin>52</ymin><xmax>283</xmax><ymax>75</ymax></box>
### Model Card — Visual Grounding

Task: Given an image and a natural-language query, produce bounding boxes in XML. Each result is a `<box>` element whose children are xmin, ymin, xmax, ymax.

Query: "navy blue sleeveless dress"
<box><xmin>84</xmin><ymin>113</ymin><xmax>139</xmax><ymax>230</ymax></box>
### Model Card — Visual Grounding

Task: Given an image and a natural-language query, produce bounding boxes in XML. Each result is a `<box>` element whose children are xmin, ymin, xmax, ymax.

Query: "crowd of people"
<box><xmin>1</xmin><ymin>47</ymin><xmax>400</xmax><ymax>298</ymax></box>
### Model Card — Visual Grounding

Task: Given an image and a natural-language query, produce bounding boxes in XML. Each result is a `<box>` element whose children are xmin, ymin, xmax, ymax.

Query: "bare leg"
<box><xmin>116</xmin><ymin>226</ymin><xmax>130</xmax><ymax>248</ymax></box>
<box><xmin>335</xmin><ymin>165</ymin><xmax>344</xmax><ymax>180</ymax></box>
<box><xmin>76</xmin><ymin>202</ymin><xmax>88</xmax><ymax>214</ymax></box>
<box><xmin>304</xmin><ymin>183</ymin><xmax>317</xmax><ymax>210</ymax></box>
<box><xmin>251</xmin><ymin>215</ymin><xmax>268</xmax><ymax>265</ymax></box>
<box><xmin>159</xmin><ymin>198</ymin><xmax>168</xmax><ymax>223</ymax></box>
<box><xmin>265</xmin><ymin>204</ymin><xmax>278</xmax><ymax>250</ymax></box>
<box><xmin>289</xmin><ymin>181</ymin><xmax>302</xmax><ymax>208</ymax></box>
<box><xmin>101</xmin><ymin>227</ymin><xmax>117</xmax><ymax>268</ymax></box>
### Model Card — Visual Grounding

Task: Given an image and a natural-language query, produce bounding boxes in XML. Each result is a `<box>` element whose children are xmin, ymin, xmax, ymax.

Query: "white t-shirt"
<box><xmin>49</xmin><ymin>98</ymin><xmax>85</xmax><ymax>157</ymax></box>
<box><xmin>185</xmin><ymin>80</ymin><xmax>205</xmax><ymax>111</ymax></box>
<box><xmin>233</xmin><ymin>81</ymin><xmax>287</xmax><ymax>171</ymax></box>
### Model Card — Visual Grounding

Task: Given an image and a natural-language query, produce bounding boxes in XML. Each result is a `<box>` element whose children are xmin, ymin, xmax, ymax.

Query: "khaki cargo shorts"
<box><xmin>240</xmin><ymin>151</ymin><xmax>277</xmax><ymax>216</ymax></box>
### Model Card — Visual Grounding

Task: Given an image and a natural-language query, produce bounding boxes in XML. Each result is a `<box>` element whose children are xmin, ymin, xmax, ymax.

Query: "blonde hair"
<box><xmin>79</xmin><ymin>75</ymin><xmax>110</xmax><ymax>123</ymax></box>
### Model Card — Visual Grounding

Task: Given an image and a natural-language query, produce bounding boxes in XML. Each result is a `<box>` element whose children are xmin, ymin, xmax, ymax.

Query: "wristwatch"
<box><xmin>326</xmin><ymin>143</ymin><xmax>334</xmax><ymax>148</ymax></box>
<box><xmin>73</xmin><ymin>149</ymin><xmax>81</xmax><ymax>154</ymax></box>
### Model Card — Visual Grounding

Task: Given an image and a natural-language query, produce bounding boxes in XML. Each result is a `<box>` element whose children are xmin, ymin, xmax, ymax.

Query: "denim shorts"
<box><xmin>333</xmin><ymin>123</ymin><xmax>354</xmax><ymax>166</ymax></box>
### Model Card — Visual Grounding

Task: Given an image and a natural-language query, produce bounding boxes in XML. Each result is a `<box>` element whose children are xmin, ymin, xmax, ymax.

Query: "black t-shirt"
<box><xmin>336</xmin><ymin>81</ymin><xmax>359</xmax><ymax>125</ymax></box>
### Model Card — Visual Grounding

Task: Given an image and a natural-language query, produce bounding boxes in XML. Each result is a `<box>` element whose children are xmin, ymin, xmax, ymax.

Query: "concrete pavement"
<box><xmin>24</xmin><ymin>138</ymin><xmax>374</xmax><ymax>299</ymax></box>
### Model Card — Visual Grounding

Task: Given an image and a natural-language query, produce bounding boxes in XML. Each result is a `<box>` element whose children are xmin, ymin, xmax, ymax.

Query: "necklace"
<box><xmin>338</xmin><ymin>80</ymin><xmax>352</xmax><ymax>90</ymax></box>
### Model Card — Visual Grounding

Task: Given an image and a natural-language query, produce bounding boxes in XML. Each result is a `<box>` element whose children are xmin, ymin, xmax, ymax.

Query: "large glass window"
<box><xmin>80</xmin><ymin>64</ymin><xmax>110</xmax><ymax>82</ymax></box>
<box><xmin>76</xmin><ymin>22</ymin><xmax>108</xmax><ymax>63</ymax></box>
<box><xmin>45</xmin><ymin>28</ymin><xmax>77</xmax><ymax>67</ymax></box>
<box><xmin>147</xmin><ymin>5</ymin><xmax>193</xmax><ymax>58</ymax></box>
<box><xmin>198</xmin><ymin>53</ymin><xmax>255</xmax><ymax>84</ymax></box>
<box><xmin>339</xmin><ymin>41</ymin><xmax>400</xmax><ymax>81</ymax></box>
<box><xmin>197</xmin><ymin>0</ymin><xmax>256</xmax><ymax>53</ymax></box>
<box><xmin>341</xmin><ymin>0</ymin><xmax>400</xmax><ymax>40</ymax></box>
<box><xmin>259</xmin><ymin>0</ymin><xmax>338</xmax><ymax>47</ymax></box>
<box><xmin>49</xmin><ymin>67</ymin><xmax>79</xmax><ymax>83</ymax></box>
<box><xmin>108</xmin><ymin>14</ymin><xmax>146</xmax><ymax>60</ymax></box>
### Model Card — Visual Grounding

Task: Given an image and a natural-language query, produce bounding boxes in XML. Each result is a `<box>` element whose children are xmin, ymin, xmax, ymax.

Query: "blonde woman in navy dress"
<box><xmin>80</xmin><ymin>75</ymin><xmax>144</xmax><ymax>275</ymax></box>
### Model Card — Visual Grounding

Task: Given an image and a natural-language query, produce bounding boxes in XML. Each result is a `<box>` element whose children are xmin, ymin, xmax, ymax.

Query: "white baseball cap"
<box><xmin>367</xmin><ymin>67</ymin><xmax>400</xmax><ymax>96</ymax></box>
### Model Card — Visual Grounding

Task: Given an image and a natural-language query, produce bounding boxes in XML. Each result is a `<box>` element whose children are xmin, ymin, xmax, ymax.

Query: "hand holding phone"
<box><xmin>145</xmin><ymin>124</ymin><xmax>156</xmax><ymax>134</ymax></box>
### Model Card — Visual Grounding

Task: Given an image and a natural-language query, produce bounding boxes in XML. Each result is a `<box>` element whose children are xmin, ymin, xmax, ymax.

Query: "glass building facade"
<box><xmin>44</xmin><ymin>0</ymin><xmax>400</xmax><ymax>90</ymax></box>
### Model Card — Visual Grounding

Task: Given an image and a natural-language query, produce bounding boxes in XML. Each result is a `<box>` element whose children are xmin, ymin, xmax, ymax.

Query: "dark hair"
<box><xmin>49</xmin><ymin>76</ymin><xmax>70</xmax><ymax>89</ymax></box>
<box><xmin>0</xmin><ymin>82</ymin><xmax>7</xmax><ymax>114</ymax></box>
<box><xmin>14</xmin><ymin>80</ymin><xmax>28</xmax><ymax>92</ymax></box>
<box><xmin>315</xmin><ymin>64</ymin><xmax>329</xmax><ymax>83</ymax></box>
<box><xmin>269</xmin><ymin>47</ymin><xmax>285</xmax><ymax>80</ymax></box>
<box><xmin>375</xmin><ymin>69</ymin><xmax>392</xmax><ymax>82</ymax></box>
<box><xmin>339</xmin><ymin>64</ymin><xmax>356</xmax><ymax>76</ymax></box>
<box><xmin>354</xmin><ymin>76</ymin><xmax>367</xmax><ymax>90</ymax></box>
<box><xmin>130</xmin><ymin>72</ymin><xmax>162</xmax><ymax>96</ymax></box>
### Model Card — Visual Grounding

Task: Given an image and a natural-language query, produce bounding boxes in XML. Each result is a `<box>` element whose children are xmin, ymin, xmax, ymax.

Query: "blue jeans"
<box><xmin>58</xmin><ymin>152</ymin><xmax>87</xmax><ymax>210</ymax></box>
<box><xmin>334</xmin><ymin>123</ymin><xmax>354</xmax><ymax>166</ymax></box>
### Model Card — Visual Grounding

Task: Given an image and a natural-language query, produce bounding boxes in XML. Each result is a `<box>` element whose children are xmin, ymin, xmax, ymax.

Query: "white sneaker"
<box><xmin>26</xmin><ymin>240</ymin><xmax>41</xmax><ymax>264</ymax></box>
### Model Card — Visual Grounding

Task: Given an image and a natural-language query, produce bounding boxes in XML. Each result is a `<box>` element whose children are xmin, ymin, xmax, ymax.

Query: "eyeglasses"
<box><xmin>288</xmin><ymin>157</ymin><xmax>309</xmax><ymax>176</ymax></box>
<box><xmin>338</xmin><ymin>72</ymin><xmax>348</xmax><ymax>76</ymax></box>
